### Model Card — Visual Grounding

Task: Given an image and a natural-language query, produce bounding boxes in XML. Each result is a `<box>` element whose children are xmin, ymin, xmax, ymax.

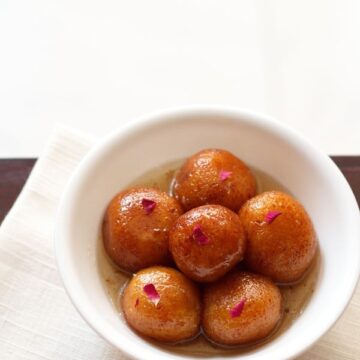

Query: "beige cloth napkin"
<box><xmin>0</xmin><ymin>125</ymin><xmax>359</xmax><ymax>360</ymax></box>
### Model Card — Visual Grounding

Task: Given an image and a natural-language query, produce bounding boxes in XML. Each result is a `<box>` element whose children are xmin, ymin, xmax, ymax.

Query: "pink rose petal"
<box><xmin>219</xmin><ymin>169</ymin><xmax>232</xmax><ymax>181</ymax></box>
<box><xmin>230</xmin><ymin>299</ymin><xmax>246</xmax><ymax>318</ymax></box>
<box><xmin>143</xmin><ymin>284</ymin><xmax>160</xmax><ymax>306</ymax></box>
<box><xmin>265</xmin><ymin>210</ymin><xmax>282</xmax><ymax>224</ymax></box>
<box><xmin>192</xmin><ymin>224</ymin><xmax>209</xmax><ymax>245</ymax></box>
<box><xmin>141</xmin><ymin>198</ymin><xmax>156</xmax><ymax>215</ymax></box>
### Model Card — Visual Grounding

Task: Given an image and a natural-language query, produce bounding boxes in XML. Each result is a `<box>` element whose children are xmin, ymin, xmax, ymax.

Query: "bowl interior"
<box><xmin>56</xmin><ymin>109</ymin><xmax>360</xmax><ymax>360</ymax></box>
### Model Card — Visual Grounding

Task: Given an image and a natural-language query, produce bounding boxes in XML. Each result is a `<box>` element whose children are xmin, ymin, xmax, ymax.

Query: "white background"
<box><xmin>0</xmin><ymin>0</ymin><xmax>359</xmax><ymax>157</ymax></box>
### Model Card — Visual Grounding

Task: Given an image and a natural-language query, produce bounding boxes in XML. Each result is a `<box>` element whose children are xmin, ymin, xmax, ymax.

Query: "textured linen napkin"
<box><xmin>0</xmin><ymin>125</ymin><xmax>359</xmax><ymax>360</ymax></box>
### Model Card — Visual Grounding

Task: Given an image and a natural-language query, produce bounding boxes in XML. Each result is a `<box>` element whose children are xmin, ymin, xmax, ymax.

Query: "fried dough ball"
<box><xmin>122</xmin><ymin>266</ymin><xmax>201</xmax><ymax>342</ymax></box>
<box><xmin>103</xmin><ymin>187</ymin><xmax>183</xmax><ymax>273</ymax></box>
<box><xmin>169</xmin><ymin>205</ymin><xmax>246</xmax><ymax>282</ymax></box>
<box><xmin>172</xmin><ymin>149</ymin><xmax>256</xmax><ymax>212</ymax></box>
<box><xmin>239</xmin><ymin>191</ymin><xmax>317</xmax><ymax>283</ymax></box>
<box><xmin>202</xmin><ymin>271</ymin><xmax>282</xmax><ymax>345</ymax></box>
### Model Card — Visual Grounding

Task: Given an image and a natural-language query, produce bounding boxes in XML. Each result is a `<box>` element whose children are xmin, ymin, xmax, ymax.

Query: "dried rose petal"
<box><xmin>141</xmin><ymin>198</ymin><xmax>156</xmax><ymax>215</ymax></box>
<box><xmin>230</xmin><ymin>299</ymin><xmax>246</xmax><ymax>318</ymax></box>
<box><xmin>135</xmin><ymin>298</ymin><xmax>139</xmax><ymax>307</ymax></box>
<box><xmin>219</xmin><ymin>170</ymin><xmax>232</xmax><ymax>181</ymax></box>
<box><xmin>192</xmin><ymin>224</ymin><xmax>209</xmax><ymax>245</ymax></box>
<box><xmin>143</xmin><ymin>284</ymin><xmax>160</xmax><ymax>306</ymax></box>
<box><xmin>265</xmin><ymin>210</ymin><xmax>282</xmax><ymax>224</ymax></box>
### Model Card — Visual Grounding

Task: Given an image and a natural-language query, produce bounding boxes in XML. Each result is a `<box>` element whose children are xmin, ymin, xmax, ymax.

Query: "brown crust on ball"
<box><xmin>103</xmin><ymin>187</ymin><xmax>183</xmax><ymax>272</ymax></box>
<box><xmin>202</xmin><ymin>271</ymin><xmax>282</xmax><ymax>345</ymax></box>
<box><xmin>122</xmin><ymin>266</ymin><xmax>201</xmax><ymax>342</ymax></box>
<box><xmin>239</xmin><ymin>191</ymin><xmax>317</xmax><ymax>283</ymax></box>
<box><xmin>172</xmin><ymin>149</ymin><xmax>256</xmax><ymax>212</ymax></box>
<box><xmin>169</xmin><ymin>205</ymin><xmax>246</xmax><ymax>282</ymax></box>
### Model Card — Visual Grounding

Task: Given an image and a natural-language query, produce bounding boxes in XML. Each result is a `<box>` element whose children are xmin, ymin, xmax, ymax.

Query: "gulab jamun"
<box><xmin>103</xmin><ymin>187</ymin><xmax>183</xmax><ymax>273</ymax></box>
<box><xmin>202</xmin><ymin>271</ymin><xmax>282</xmax><ymax>346</ymax></box>
<box><xmin>239</xmin><ymin>191</ymin><xmax>317</xmax><ymax>283</ymax></box>
<box><xmin>122</xmin><ymin>266</ymin><xmax>201</xmax><ymax>342</ymax></box>
<box><xmin>169</xmin><ymin>205</ymin><xmax>246</xmax><ymax>282</ymax></box>
<box><xmin>172</xmin><ymin>149</ymin><xmax>256</xmax><ymax>212</ymax></box>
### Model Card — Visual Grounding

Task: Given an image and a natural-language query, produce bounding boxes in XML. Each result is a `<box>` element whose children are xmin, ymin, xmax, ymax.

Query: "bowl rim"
<box><xmin>55</xmin><ymin>105</ymin><xmax>360</xmax><ymax>360</ymax></box>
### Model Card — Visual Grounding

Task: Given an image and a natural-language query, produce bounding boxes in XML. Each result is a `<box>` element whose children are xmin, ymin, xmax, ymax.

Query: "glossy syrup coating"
<box><xmin>202</xmin><ymin>271</ymin><xmax>282</xmax><ymax>346</ymax></box>
<box><xmin>239</xmin><ymin>191</ymin><xmax>317</xmax><ymax>283</ymax></box>
<box><xmin>103</xmin><ymin>187</ymin><xmax>183</xmax><ymax>273</ymax></box>
<box><xmin>122</xmin><ymin>266</ymin><xmax>201</xmax><ymax>342</ymax></box>
<box><xmin>172</xmin><ymin>149</ymin><xmax>256</xmax><ymax>212</ymax></box>
<box><xmin>169</xmin><ymin>205</ymin><xmax>246</xmax><ymax>282</ymax></box>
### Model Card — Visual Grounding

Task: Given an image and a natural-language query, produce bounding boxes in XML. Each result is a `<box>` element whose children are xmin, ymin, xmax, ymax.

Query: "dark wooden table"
<box><xmin>0</xmin><ymin>157</ymin><xmax>359</xmax><ymax>223</ymax></box>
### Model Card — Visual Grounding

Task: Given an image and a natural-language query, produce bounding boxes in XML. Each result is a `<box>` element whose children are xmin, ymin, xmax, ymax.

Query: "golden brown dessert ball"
<box><xmin>202</xmin><ymin>271</ymin><xmax>282</xmax><ymax>346</ymax></box>
<box><xmin>169</xmin><ymin>205</ymin><xmax>246</xmax><ymax>282</ymax></box>
<box><xmin>239</xmin><ymin>191</ymin><xmax>317</xmax><ymax>283</ymax></box>
<box><xmin>172</xmin><ymin>149</ymin><xmax>256</xmax><ymax>212</ymax></box>
<box><xmin>103</xmin><ymin>187</ymin><xmax>183</xmax><ymax>273</ymax></box>
<box><xmin>122</xmin><ymin>266</ymin><xmax>201</xmax><ymax>342</ymax></box>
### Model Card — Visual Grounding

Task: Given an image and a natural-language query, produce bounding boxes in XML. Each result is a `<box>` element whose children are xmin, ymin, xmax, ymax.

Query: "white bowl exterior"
<box><xmin>55</xmin><ymin>107</ymin><xmax>360</xmax><ymax>360</ymax></box>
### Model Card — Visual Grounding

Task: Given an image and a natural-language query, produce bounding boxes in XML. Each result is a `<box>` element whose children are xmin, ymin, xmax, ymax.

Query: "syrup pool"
<box><xmin>98</xmin><ymin>159</ymin><xmax>319</xmax><ymax>355</ymax></box>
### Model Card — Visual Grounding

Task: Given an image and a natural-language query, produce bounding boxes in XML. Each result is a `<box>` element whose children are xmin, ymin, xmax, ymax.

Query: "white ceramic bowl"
<box><xmin>55</xmin><ymin>107</ymin><xmax>360</xmax><ymax>360</ymax></box>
